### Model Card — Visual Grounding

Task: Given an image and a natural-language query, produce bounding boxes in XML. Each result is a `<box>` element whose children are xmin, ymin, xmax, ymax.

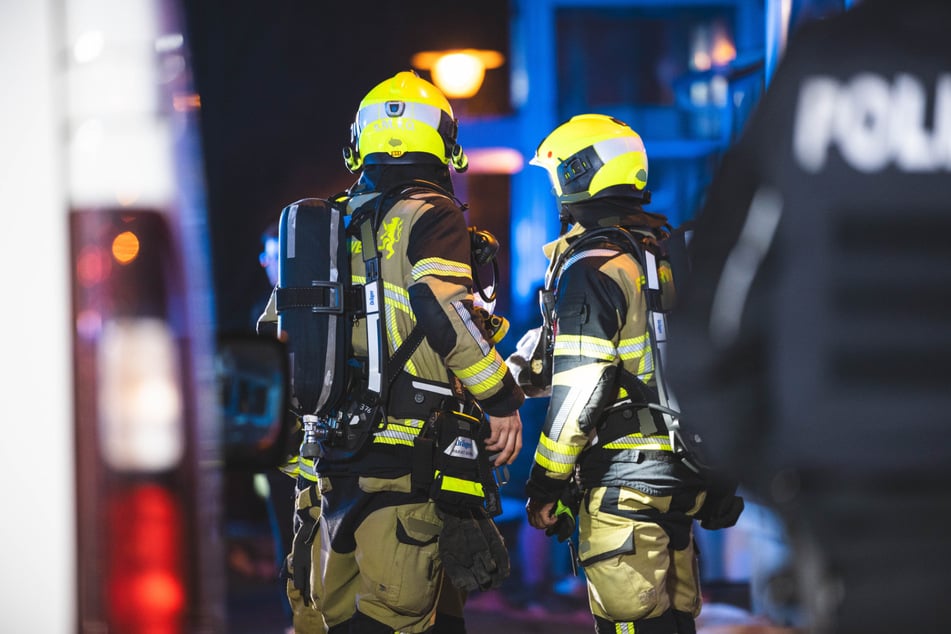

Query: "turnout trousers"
<box><xmin>310</xmin><ymin>473</ymin><xmax>446</xmax><ymax>633</ymax></box>
<box><xmin>579</xmin><ymin>485</ymin><xmax>705</xmax><ymax>633</ymax></box>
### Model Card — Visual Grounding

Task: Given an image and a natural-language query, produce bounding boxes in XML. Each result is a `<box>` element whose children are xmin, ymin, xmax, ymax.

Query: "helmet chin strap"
<box><xmin>558</xmin><ymin>206</ymin><xmax>572</xmax><ymax>235</ymax></box>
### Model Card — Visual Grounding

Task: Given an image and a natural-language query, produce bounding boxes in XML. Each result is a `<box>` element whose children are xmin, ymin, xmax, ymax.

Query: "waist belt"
<box><xmin>387</xmin><ymin>371</ymin><xmax>470</xmax><ymax>420</ymax></box>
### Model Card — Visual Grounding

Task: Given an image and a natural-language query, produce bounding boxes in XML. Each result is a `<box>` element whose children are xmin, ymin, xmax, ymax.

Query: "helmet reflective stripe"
<box><xmin>593</xmin><ymin>134</ymin><xmax>647</xmax><ymax>177</ymax></box>
<box><xmin>531</xmin><ymin>113</ymin><xmax>649</xmax><ymax>203</ymax></box>
<box><xmin>556</xmin><ymin>135</ymin><xmax>648</xmax><ymax>202</ymax></box>
<box><xmin>355</xmin><ymin>101</ymin><xmax>446</xmax><ymax>142</ymax></box>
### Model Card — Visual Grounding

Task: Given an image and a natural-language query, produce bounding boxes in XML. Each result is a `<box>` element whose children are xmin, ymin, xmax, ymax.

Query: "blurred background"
<box><xmin>180</xmin><ymin>1</ymin><xmax>852</xmax><ymax>632</ymax></box>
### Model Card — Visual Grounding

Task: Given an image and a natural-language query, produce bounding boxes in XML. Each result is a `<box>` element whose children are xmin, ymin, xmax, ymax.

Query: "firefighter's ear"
<box><xmin>343</xmin><ymin>146</ymin><xmax>363</xmax><ymax>173</ymax></box>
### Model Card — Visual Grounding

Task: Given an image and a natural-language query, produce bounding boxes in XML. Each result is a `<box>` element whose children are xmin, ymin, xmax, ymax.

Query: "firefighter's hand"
<box><xmin>486</xmin><ymin>411</ymin><xmax>522</xmax><ymax>466</ymax></box>
<box><xmin>525</xmin><ymin>497</ymin><xmax>558</xmax><ymax>531</ymax></box>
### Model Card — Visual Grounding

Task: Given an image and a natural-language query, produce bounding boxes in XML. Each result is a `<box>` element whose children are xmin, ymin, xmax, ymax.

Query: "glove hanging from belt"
<box><xmin>436</xmin><ymin>506</ymin><xmax>510</xmax><ymax>592</ymax></box>
<box><xmin>696</xmin><ymin>470</ymin><xmax>745</xmax><ymax>530</ymax></box>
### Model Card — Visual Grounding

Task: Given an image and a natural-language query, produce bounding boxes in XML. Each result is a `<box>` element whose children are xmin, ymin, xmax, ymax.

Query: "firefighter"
<box><xmin>666</xmin><ymin>1</ymin><xmax>951</xmax><ymax>633</ymax></box>
<box><xmin>262</xmin><ymin>70</ymin><xmax>524</xmax><ymax>634</ymax></box>
<box><xmin>523</xmin><ymin>114</ymin><xmax>708</xmax><ymax>634</ymax></box>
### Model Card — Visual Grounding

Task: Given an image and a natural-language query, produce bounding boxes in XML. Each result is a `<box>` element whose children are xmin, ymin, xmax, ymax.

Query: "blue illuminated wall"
<box><xmin>463</xmin><ymin>0</ymin><xmax>769</xmax><ymax>331</ymax></box>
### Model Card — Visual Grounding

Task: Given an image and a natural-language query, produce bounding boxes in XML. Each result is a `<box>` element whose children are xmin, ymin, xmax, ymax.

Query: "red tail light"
<box><xmin>107</xmin><ymin>484</ymin><xmax>186</xmax><ymax>633</ymax></box>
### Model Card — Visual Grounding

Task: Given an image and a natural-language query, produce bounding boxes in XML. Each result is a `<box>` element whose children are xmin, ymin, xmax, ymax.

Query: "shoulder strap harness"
<box><xmin>542</xmin><ymin>225</ymin><xmax>699</xmax><ymax>469</ymax></box>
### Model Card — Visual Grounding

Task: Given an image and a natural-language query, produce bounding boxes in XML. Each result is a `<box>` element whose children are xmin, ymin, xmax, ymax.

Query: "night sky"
<box><xmin>183</xmin><ymin>2</ymin><xmax>511</xmax><ymax>333</ymax></box>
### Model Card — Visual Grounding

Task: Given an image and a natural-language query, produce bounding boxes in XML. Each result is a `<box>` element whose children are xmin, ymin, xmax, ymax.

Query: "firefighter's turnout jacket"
<box><xmin>259</xmin><ymin>171</ymin><xmax>524</xmax><ymax>477</ymax></box>
<box><xmin>329</xmin><ymin>182</ymin><xmax>523</xmax><ymax>471</ymax></box>
<box><xmin>525</xmin><ymin>219</ymin><xmax>703</xmax><ymax>504</ymax></box>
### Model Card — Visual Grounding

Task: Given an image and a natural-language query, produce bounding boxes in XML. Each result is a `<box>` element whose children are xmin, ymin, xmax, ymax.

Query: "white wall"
<box><xmin>0</xmin><ymin>1</ymin><xmax>75</xmax><ymax>631</ymax></box>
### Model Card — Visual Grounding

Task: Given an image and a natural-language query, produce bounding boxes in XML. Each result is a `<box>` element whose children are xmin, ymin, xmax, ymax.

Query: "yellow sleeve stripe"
<box><xmin>534</xmin><ymin>450</ymin><xmax>576</xmax><ymax>475</ymax></box>
<box><xmin>456</xmin><ymin>351</ymin><xmax>508</xmax><ymax>395</ymax></box>
<box><xmin>539</xmin><ymin>432</ymin><xmax>584</xmax><ymax>457</ymax></box>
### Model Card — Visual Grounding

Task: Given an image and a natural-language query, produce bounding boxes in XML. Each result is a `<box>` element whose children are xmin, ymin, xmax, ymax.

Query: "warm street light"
<box><xmin>411</xmin><ymin>48</ymin><xmax>504</xmax><ymax>99</ymax></box>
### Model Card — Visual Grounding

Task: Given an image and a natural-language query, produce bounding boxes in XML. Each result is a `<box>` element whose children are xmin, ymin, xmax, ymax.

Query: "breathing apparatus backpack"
<box><xmin>275</xmin><ymin>183</ymin><xmax>508</xmax><ymax>473</ymax></box>
<box><xmin>275</xmin><ymin>197</ymin><xmax>363</xmax><ymax>457</ymax></box>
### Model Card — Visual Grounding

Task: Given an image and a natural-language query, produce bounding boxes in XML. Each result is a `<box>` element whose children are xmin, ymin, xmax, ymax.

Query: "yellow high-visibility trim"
<box><xmin>535</xmin><ymin>434</ymin><xmax>581</xmax><ymax>475</ymax></box>
<box><xmin>603</xmin><ymin>433</ymin><xmax>674</xmax><ymax>452</ymax></box>
<box><xmin>553</xmin><ymin>334</ymin><xmax>616</xmax><ymax>361</ymax></box>
<box><xmin>381</xmin><ymin>282</ymin><xmax>418</xmax><ymax>376</ymax></box>
<box><xmin>535</xmin><ymin>442</ymin><xmax>579</xmax><ymax>473</ymax></box>
<box><xmin>437</xmin><ymin>473</ymin><xmax>485</xmax><ymax>498</ymax></box>
<box><xmin>539</xmin><ymin>432</ymin><xmax>584</xmax><ymax>457</ymax></box>
<box><xmin>279</xmin><ymin>455</ymin><xmax>318</xmax><ymax>481</ymax></box>
<box><xmin>412</xmin><ymin>257</ymin><xmax>471</xmax><ymax>281</ymax></box>
<box><xmin>372</xmin><ymin>435</ymin><xmax>415</xmax><ymax>447</ymax></box>
<box><xmin>373</xmin><ymin>420</ymin><xmax>425</xmax><ymax>446</ymax></box>
<box><xmin>383</xmin><ymin>281</ymin><xmax>412</xmax><ymax>312</ymax></box>
<box><xmin>617</xmin><ymin>333</ymin><xmax>649</xmax><ymax>359</ymax></box>
<box><xmin>637</xmin><ymin>348</ymin><xmax>654</xmax><ymax>383</ymax></box>
<box><xmin>455</xmin><ymin>351</ymin><xmax>507</xmax><ymax>395</ymax></box>
<box><xmin>534</xmin><ymin>450</ymin><xmax>576</xmax><ymax>475</ymax></box>
<box><xmin>278</xmin><ymin>457</ymin><xmax>299</xmax><ymax>478</ymax></box>
<box><xmin>618</xmin><ymin>333</ymin><xmax>654</xmax><ymax>383</ymax></box>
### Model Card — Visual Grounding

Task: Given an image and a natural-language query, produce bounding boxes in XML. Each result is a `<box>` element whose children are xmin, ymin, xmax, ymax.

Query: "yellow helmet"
<box><xmin>343</xmin><ymin>71</ymin><xmax>468</xmax><ymax>173</ymax></box>
<box><xmin>530</xmin><ymin>114</ymin><xmax>648</xmax><ymax>204</ymax></box>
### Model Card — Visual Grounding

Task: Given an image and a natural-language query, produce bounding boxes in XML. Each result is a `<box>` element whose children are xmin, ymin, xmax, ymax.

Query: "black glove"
<box><xmin>697</xmin><ymin>488</ymin><xmax>745</xmax><ymax>530</ymax></box>
<box><xmin>475</xmin><ymin>509</ymin><xmax>510</xmax><ymax>583</ymax></box>
<box><xmin>437</xmin><ymin>507</ymin><xmax>510</xmax><ymax>592</ymax></box>
<box><xmin>545</xmin><ymin>499</ymin><xmax>578</xmax><ymax>542</ymax></box>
